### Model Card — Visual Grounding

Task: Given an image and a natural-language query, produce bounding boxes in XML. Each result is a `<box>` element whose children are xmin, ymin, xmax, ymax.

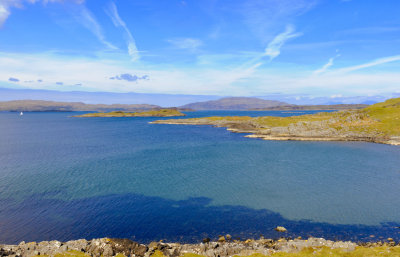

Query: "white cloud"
<box><xmin>167</xmin><ymin>38</ymin><xmax>203</xmax><ymax>51</ymax></box>
<box><xmin>106</xmin><ymin>2</ymin><xmax>140</xmax><ymax>62</ymax></box>
<box><xmin>0</xmin><ymin>0</ymin><xmax>84</xmax><ymax>27</ymax></box>
<box><xmin>1</xmin><ymin>52</ymin><xmax>400</xmax><ymax>97</ymax></box>
<box><xmin>264</xmin><ymin>25</ymin><xmax>302</xmax><ymax>60</ymax></box>
<box><xmin>314</xmin><ymin>53</ymin><xmax>341</xmax><ymax>74</ymax></box>
<box><xmin>0</xmin><ymin>4</ymin><xmax>10</xmax><ymax>27</ymax></box>
<box><xmin>334</xmin><ymin>55</ymin><xmax>400</xmax><ymax>73</ymax></box>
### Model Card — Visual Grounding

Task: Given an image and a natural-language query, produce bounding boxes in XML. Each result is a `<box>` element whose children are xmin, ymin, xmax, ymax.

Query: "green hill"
<box><xmin>152</xmin><ymin>98</ymin><xmax>400</xmax><ymax>145</ymax></box>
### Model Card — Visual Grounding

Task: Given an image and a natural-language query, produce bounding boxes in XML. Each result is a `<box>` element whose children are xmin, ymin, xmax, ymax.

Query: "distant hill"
<box><xmin>0</xmin><ymin>100</ymin><xmax>160</xmax><ymax>112</ymax></box>
<box><xmin>180</xmin><ymin>97</ymin><xmax>288</xmax><ymax>110</ymax></box>
<box><xmin>249</xmin><ymin>104</ymin><xmax>369</xmax><ymax>111</ymax></box>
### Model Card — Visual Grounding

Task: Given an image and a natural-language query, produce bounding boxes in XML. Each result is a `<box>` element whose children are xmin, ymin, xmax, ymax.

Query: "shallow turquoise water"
<box><xmin>1</xmin><ymin>111</ymin><xmax>400</xmax><ymax>243</ymax></box>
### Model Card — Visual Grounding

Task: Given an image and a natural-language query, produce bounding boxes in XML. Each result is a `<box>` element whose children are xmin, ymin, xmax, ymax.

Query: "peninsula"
<box><xmin>152</xmin><ymin>98</ymin><xmax>400</xmax><ymax>145</ymax></box>
<box><xmin>74</xmin><ymin>109</ymin><xmax>186</xmax><ymax>118</ymax></box>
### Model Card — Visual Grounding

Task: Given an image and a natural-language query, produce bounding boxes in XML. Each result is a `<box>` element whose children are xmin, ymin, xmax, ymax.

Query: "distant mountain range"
<box><xmin>248</xmin><ymin>104</ymin><xmax>369</xmax><ymax>111</ymax></box>
<box><xmin>179</xmin><ymin>97</ymin><xmax>368</xmax><ymax>110</ymax></box>
<box><xmin>0</xmin><ymin>98</ymin><xmax>370</xmax><ymax>112</ymax></box>
<box><xmin>0</xmin><ymin>100</ymin><xmax>160</xmax><ymax>112</ymax></box>
<box><xmin>1</xmin><ymin>87</ymin><xmax>398</xmax><ymax>107</ymax></box>
<box><xmin>180</xmin><ymin>97</ymin><xmax>288</xmax><ymax>110</ymax></box>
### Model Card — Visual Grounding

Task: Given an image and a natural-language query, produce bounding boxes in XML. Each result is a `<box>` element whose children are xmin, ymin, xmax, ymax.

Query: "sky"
<box><xmin>0</xmin><ymin>0</ymin><xmax>400</xmax><ymax>101</ymax></box>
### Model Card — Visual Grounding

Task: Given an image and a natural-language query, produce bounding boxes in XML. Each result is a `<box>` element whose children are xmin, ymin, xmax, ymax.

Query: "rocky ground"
<box><xmin>2</xmin><ymin>236</ymin><xmax>399</xmax><ymax>257</ymax></box>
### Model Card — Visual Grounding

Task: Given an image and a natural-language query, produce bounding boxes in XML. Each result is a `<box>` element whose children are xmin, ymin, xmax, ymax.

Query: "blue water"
<box><xmin>1</xmin><ymin>111</ymin><xmax>400</xmax><ymax>244</ymax></box>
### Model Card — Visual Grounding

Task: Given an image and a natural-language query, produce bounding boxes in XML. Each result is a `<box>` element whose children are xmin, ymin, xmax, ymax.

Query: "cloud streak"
<box><xmin>106</xmin><ymin>2</ymin><xmax>140</xmax><ymax>61</ymax></box>
<box><xmin>335</xmin><ymin>55</ymin><xmax>400</xmax><ymax>73</ymax></box>
<box><xmin>314</xmin><ymin>53</ymin><xmax>341</xmax><ymax>75</ymax></box>
<box><xmin>240</xmin><ymin>0</ymin><xmax>317</xmax><ymax>41</ymax></box>
<box><xmin>264</xmin><ymin>25</ymin><xmax>302</xmax><ymax>60</ymax></box>
<box><xmin>0</xmin><ymin>1</ymin><xmax>116</xmax><ymax>50</ymax></box>
<box><xmin>76</xmin><ymin>6</ymin><xmax>116</xmax><ymax>49</ymax></box>
<box><xmin>167</xmin><ymin>38</ymin><xmax>203</xmax><ymax>51</ymax></box>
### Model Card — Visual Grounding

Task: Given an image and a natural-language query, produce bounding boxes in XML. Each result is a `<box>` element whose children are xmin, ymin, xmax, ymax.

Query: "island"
<box><xmin>73</xmin><ymin>109</ymin><xmax>186</xmax><ymax>118</ymax></box>
<box><xmin>152</xmin><ymin>98</ymin><xmax>400</xmax><ymax>145</ymax></box>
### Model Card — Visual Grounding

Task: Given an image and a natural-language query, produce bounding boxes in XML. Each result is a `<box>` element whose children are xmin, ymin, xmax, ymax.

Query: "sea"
<box><xmin>1</xmin><ymin>110</ymin><xmax>400</xmax><ymax>244</ymax></box>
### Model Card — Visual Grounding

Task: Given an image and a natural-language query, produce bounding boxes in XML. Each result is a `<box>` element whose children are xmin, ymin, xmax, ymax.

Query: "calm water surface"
<box><xmin>1</xmin><ymin>111</ymin><xmax>400</xmax><ymax>243</ymax></box>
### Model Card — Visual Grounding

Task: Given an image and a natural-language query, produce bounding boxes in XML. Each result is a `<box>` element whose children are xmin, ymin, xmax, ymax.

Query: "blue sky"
<box><xmin>0</xmin><ymin>0</ymin><xmax>400</xmax><ymax>99</ymax></box>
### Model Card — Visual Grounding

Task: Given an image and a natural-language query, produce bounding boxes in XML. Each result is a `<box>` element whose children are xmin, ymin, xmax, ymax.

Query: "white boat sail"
<box><xmin>20</xmin><ymin>112</ymin><xmax>23</xmax><ymax>116</ymax></box>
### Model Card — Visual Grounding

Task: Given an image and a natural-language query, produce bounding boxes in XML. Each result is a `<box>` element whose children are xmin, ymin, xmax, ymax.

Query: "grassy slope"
<box><xmin>265</xmin><ymin>97</ymin><xmax>400</xmax><ymax>136</ymax></box>
<box><xmin>163</xmin><ymin>98</ymin><xmax>400</xmax><ymax>138</ymax></box>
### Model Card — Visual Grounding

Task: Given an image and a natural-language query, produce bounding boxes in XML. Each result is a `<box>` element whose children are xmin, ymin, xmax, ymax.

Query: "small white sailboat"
<box><xmin>20</xmin><ymin>111</ymin><xmax>23</xmax><ymax>116</ymax></box>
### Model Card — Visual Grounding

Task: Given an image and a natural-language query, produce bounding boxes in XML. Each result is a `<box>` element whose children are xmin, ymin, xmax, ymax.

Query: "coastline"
<box><xmin>2</xmin><ymin>236</ymin><xmax>399</xmax><ymax>257</ymax></box>
<box><xmin>150</xmin><ymin>98</ymin><xmax>400</xmax><ymax>146</ymax></box>
<box><xmin>150</xmin><ymin>120</ymin><xmax>400</xmax><ymax>146</ymax></box>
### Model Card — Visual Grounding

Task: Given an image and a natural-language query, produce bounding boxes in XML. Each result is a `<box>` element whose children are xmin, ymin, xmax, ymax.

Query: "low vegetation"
<box><xmin>152</xmin><ymin>98</ymin><xmax>400</xmax><ymax>145</ymax></box>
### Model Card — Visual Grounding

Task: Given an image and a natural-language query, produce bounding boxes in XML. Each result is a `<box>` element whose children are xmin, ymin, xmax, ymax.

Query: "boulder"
<box><xmin>275</xmin><ymin>226</ymin><xmax>287</xmax><ymax>232</ymax></box>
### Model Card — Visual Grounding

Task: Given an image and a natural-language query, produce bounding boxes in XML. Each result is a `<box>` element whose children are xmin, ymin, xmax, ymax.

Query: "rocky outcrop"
<box><xmin>151</xmin><ymin>110</ymin><xmax>400</xmax><ymax>146</ymax></box>
<box><xmin>0</xmin><ymin>238</ymin><xmax>150</xmax><ymax>257</ymax></box>
<box><xmin>0</xmin><ymin>237</ymin><xmax>369</xmax><ymax>257</ymax></box>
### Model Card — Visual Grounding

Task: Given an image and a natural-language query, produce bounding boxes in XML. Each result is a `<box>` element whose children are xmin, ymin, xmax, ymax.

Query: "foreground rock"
<box><xmin>0</xmin><ymin>236</ymin><xmax>384</xmax><ymax>257</ymax></box>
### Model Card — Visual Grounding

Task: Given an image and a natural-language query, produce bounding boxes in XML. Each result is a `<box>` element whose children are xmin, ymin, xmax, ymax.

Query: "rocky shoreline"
<box><xmin>150</xmin><ymin>118</ymin><xmax>400</xmax><ymax>146</ymax></box>
<box><xmin>3</xmin><ymin>235</ymin><xmax>399</xmax><ymax>257</ymax></box>
<box><xmin>150</xmin><ymin>98</ymin><xmax>400</xmax><ymax>146</ymax></box>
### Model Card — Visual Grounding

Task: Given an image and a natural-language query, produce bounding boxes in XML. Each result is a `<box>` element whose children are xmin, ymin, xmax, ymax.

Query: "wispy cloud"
<box><xmin>75</xmin><ymin>6</ymin><xmax>117</xmax><ymax>49</ymax></box>
<box><xmin>2</xmin><ymin>52</ymin><xmax>400</xmax><ymax>96</ymax></box>
<box><xmin>0</xmin><ymin>3</ymin><xmax>11</xmax><ymax>27</ymax></box>
<box><xmin>0</xmin><ymin>0</ymin><xmax>85</xmax><ymax>27</ymax></box>
<box><xmin>335</xmin><ymin>55</ymin><xmax>400</xmax><ymax>73</ymax></box>
<box><xmin>314</xmin><ymin>52</ymin><xmax>341</xmax><ymax>75</ymax></box>
<box><xmin>264</xmin><ymin>25</ymin><xmax>302</xmax><ymax>60</ymax></box>
<box><xmin>167</xmin><ymin>38</ymin><xmax>203</xmax><ymax>51</ymax></box>
<box><xmin>106</xmin><ymin>2</ymin><xmax>140</xmax><ymax>61</ymax></box>
<box><xmin>0</xmin><ymin>1</ymin><xmax>115</xmax><ymax>50</ymax></box>
<box><xmin>240</xmin><ymin>0</ymin><xmax>317</xmax><ymax>40</ymax></box>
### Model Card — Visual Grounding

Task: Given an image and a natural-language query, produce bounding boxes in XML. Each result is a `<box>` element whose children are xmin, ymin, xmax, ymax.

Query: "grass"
<box><xmin>363</xmin><ymin>98</ymin><xmax>400</xmax><ymax>135</ymax></box>
<box><xmin>175</xmin><ymin>97</ymin><xmax>400</xmax><ymax>138</ymax></box>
